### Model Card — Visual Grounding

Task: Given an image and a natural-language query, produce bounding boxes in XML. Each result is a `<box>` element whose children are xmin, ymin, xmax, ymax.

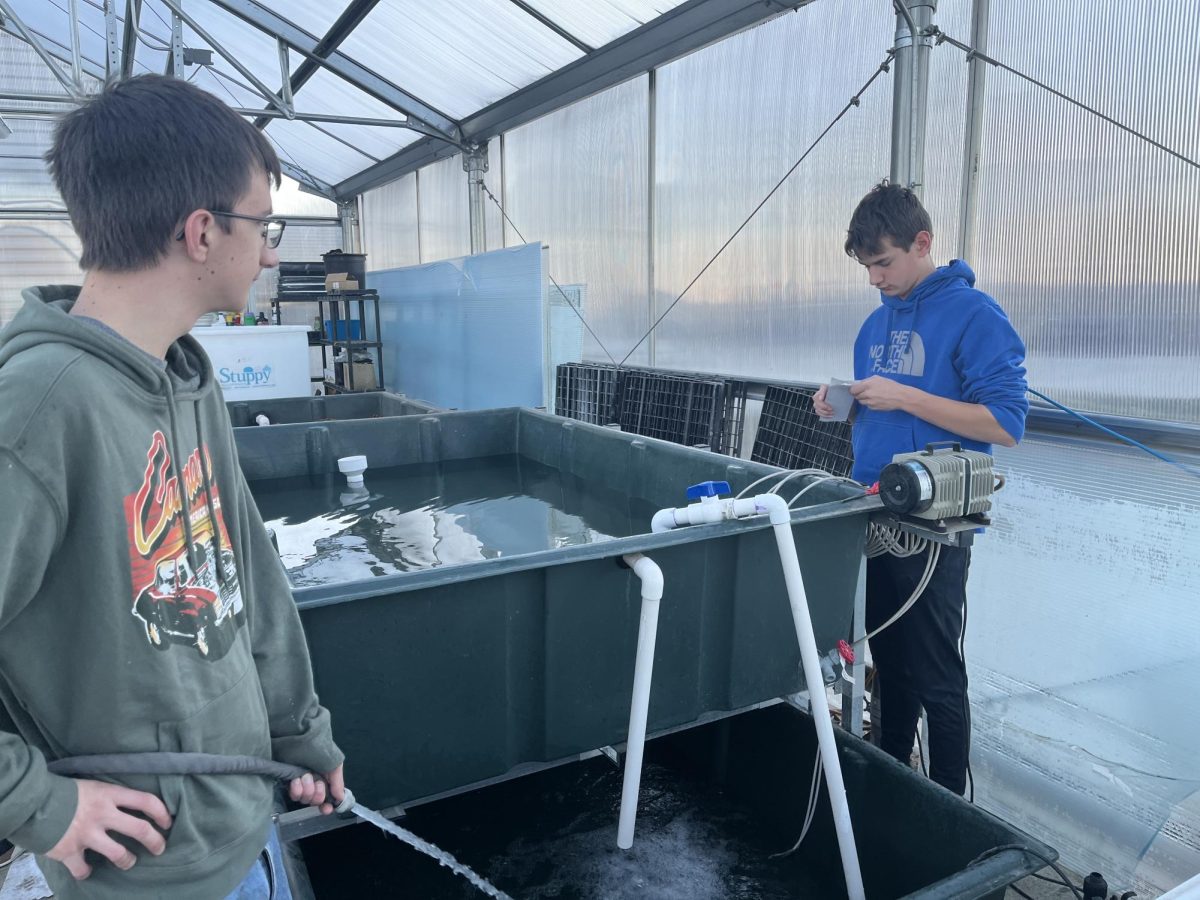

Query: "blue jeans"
<box><xmin>224</xmin><ymin>826</ymin><xmax>293</xmax><ymax>900</ymax></box>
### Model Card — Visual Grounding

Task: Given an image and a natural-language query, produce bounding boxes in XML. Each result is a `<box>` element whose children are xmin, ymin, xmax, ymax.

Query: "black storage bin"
<box><xmin>321</xmin><ymin>250</ymin><xmax>367</xmax><ymax>287</ymax></box>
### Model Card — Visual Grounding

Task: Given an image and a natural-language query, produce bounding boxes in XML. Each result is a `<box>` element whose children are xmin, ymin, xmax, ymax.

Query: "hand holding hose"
<box><xmin>288</xmin><ymin>763</ymin><xmax>346</xmax><ymax>815</ymax></box>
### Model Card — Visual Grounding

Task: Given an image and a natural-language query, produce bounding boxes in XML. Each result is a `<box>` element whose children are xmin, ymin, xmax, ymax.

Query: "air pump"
<box><xmin>878</xmin><ymin>442</ymin><xmax>1005</xmax><ymax>526</ymax></box>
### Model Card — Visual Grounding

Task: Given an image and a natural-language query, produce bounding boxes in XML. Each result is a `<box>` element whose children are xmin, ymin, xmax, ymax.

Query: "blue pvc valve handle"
<box><xmin>686</xmin><ymin>480</ymin><xmax>731</xmax><ymax>500</ymax></box>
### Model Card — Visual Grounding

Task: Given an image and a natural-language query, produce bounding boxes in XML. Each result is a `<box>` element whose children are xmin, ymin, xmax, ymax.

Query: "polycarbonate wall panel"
<box><xmin>0</xmin><ymin>219</ymin><xmax>82</xmax><ymax>327</ymax></box>
<box><xmin>417</xmin><ymin>154</ymin><xmax>470</xmax><ymax>263</ymax></box>
<box><xmin>920</xmin><ymin>0</ymin><xmax>970</xmax><ymax>256</ymax></box>
<box><xmin>362</xmin><ymin>174</ymin><xmax>420</xmax><ymax>270</ymax></box>
<box><xmin>338</xmin><ymin>0</ymin><xmax>582</xmax><ymax>120</ymax></box>
<box><xmin>503</xmin><ymin>75</ymin><xmax>649</xmax><ymax>365</ymax></box>
<box><xmin>972</xmin><ymin>438</ymin><xmax>1200</xmax><ymax>896</ymax></box>
<box><xmin>651</xmin><ymin>5</ymin><xmax>893</xmax><ymax>380</ymax></box>
<box><xmin>971</xmin><ymin>3</ymin><xmax>1200</xmax><ymax>422</ymax></box>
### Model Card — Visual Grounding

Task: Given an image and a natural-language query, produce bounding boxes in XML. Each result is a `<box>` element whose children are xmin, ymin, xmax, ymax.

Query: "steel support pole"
<box><xmin>168</xmin><ymin>5</ymin><xmax>184</xmax><ymax>77</ymax></box>
<box><xmin>888</xmin><ymin>8</ymin><xmax>913</xmax><ymax>187</ymax></box>
<box><xmin>67</xmin><ymin>0</ymin><xmax>83</xmax><ymax>89</ymax></box>
<box><xmin>956</xmin><ymin>0</ymin><xmax>990</xmax><ymax>262</ymax></box>
<box><xmin>338</xmin><ymin>200</ymin><xmax>361</xmax><ymax>254</ymax></box>
<box><xmin>909</xmin><ymin>0</ymin><xmax>936</xmax><ymax>199</ymax></box>
<box><xmin>463</xmin><ymin>145</ymin><xmax>488</xmax><ymax>256</ymax></box>
<box><xmin>103</xmin><ymin>0</ymin><xmax>120</xmax><ymax>82</ymax></box>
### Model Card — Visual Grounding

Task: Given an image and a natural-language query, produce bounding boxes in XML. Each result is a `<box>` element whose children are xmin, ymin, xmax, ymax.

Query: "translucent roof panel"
<box><xmin>338</xmin><ymin>0</ymin><xmax>584</xmax><ymax>120</ymax></box>
<box><xmin>521</xmin><ymin>0</ymin><xmax>688</xmax><ymax>50</ymax></box>
<box><xmin>255</xmin><ymin>0</ymin><xmax>357</xmax><ymax>40</ymax></box>
<box><xmin>264</xmin><ymin>118</ymin><xmax>387</xmax><ymax>185</ymax></box>
<box><xmin>289</xmin><ymin>66</ymin><xmax>405</xmax><ymax>121</ymax></box>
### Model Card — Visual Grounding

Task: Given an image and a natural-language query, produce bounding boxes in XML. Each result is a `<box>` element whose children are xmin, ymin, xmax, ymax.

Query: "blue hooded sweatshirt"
<box><xmin>851</xmin><ymin>259</ymin><xmax>1028</xmax><ymax>485</ymax></box>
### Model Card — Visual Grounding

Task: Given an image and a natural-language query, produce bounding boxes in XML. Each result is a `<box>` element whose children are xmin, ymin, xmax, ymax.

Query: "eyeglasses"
<box><xmin>175</xmin><ymin>211</ymin><xmax>286</xmax><ymax>249</ymax></box>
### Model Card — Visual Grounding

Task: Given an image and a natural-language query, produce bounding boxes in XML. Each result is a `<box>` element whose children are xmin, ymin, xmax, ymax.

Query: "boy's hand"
<box><xmin>850</xmin><ymin>376</ymin><xmax>912</xmax><ymax>412</ymax></box>
<box><xmin>46</xmin><ymin>779</ymin><xmax>172</xmax><ymax>880</ymax></box>
<box><xmin>812</xmin><ymin>384</ymin><xmax>835</xmax><ymax>418</ymax></box>
<box><xmin>288</xmin><ymin>763</ymin><xmax>345</xmax><ymax>815</ymax></box>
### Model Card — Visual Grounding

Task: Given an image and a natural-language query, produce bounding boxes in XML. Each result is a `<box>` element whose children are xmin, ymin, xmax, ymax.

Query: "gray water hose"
<box><xmin>47</xmin><ymin>752</ymin><xmax>356</xmax><ymax>814</ymax></box>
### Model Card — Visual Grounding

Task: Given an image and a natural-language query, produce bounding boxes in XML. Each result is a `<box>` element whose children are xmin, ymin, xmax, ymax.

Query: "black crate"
<box><xmin>751</xmin><ymin>384</ymin><xmax>854</xmax><ymax>477</ymax></box>
<box><xmin>613</xmin><ymin>370</ymin><xmax>729</xmax><ymax>453</ymax></box>
<box><xmin>555</xmin><ymin>363</ymin><xmax>621</xmax><ymax>425</ymax></box>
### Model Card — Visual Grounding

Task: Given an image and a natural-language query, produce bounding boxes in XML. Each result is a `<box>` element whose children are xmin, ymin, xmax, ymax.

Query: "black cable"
<box><xmin>931</xmin><ymin>27</ymin><xmax>1200</xmax><ymax>172</ymax></box>
<box><xmin>1010</xmin><ymin>885</ymin><xmax>1036</xmax><ymax>900</ymax></box>
<box><xmin>479</xmin><ymin>181</ymin><xmax>620</xmax><ymax>367</ymax></box>
<box><xmin>968</xmin><ymin>844</ymin><xmax>1084</xmax><ymax>900</ymax></box>
<box><xmin>961</xmin><ymin>582</ymin><xmax>974</xmax><ymax>803</ymax></box>
<box><xmin>616</xmin><ymin>50</ymin><xmax>897</xmax><ymax>366</ymax></box>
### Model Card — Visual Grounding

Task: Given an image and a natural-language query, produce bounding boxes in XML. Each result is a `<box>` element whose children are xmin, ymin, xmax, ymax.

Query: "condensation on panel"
<box><xmin>502</xmin><ymin>75</ymin><xmax>649</xmax><ymax>366</ymax></box>
<box><xmin>362</xmin><ymin>174</ymin><xmax>420</xmax><ymax>270</ymax></box>
<box><xmin>0</xmin><ymin>220</ymin><xmax>82</xmax><ymax>327</ymax></box>
<box><xmin>651</xmin><ymin>2</ymin><xmax>894</xmax><ymax>380</ymax></box>
<box><xmin>971</xmin><ymin>436</ymin><xmax>1200</xmax><ymax>895</ymax></box>
<box><xmin>417</xmin><ymin>154</ymin><xmax>471</xmax><ymax>263</ymax></box>
<box><xmin>971</xmin><ymin>3</ymin><xmax>1200</xmax><ymax>422</ymax></box>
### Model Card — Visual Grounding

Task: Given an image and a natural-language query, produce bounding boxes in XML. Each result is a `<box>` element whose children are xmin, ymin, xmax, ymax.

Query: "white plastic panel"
<box><xmin>338</xmin><ymin>0</ymin><xmax>583</xmax><ymax>120</ymax></box>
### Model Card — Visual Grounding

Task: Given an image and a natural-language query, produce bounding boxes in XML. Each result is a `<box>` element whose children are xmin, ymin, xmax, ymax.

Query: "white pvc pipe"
<box><xmin>617</xmin><ymin>552</ymin><xmax>664</xmax><ymax>850</ymax></box>
<box><xmin>755</xmin><ymin>493</ymin><xmax>865</xmax><ymax>900</ymax></box>
<box><xmin>647</xmin><ymin>493</ymin><xmax>865</xmax><ymax>900</ymax></box>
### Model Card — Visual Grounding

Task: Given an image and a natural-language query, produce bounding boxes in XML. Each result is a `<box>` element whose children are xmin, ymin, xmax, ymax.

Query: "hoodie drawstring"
<box><xmin>163</xmin><ymin>379</ymin><xmax>202</xmax><ymax>573</ymax></box>
<box><xmin>193</xmin><ymin>401</ymin><xmax>227</xmax><ymax>586</ymax></box>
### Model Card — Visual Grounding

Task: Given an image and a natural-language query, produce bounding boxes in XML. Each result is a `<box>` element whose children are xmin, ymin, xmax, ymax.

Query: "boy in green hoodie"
<box><xmin>0</xmin><ymin>76</ymin><xmax>344</xmax><ymax>898</ymax></box>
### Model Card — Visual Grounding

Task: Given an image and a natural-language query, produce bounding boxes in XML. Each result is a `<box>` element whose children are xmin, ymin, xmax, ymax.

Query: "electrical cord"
<box><xmin>1028</xmin><ymin>388</ymin><xmax>1200</xmax><ymax>480</ymax></box>
<box><xmin>770</xmin><ymin>751</ymin><xmax>824</xmax><ymax>858</ymax></box>
<box><xmin>968</xmin><ymin>844</ymin><xmax>1084</xmax><ymax>900</ymax></box>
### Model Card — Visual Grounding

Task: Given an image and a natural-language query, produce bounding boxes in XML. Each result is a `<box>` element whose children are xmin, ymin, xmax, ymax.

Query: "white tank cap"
<box><xmin>337</xmin><ymin>455</ymin><xmax>368</xmax><ymax>485</ymax></box>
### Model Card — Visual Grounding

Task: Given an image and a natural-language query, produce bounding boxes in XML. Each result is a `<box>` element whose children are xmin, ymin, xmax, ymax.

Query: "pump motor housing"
<box><xmin>878</xmin><ymin>443</ymin><xmax>1003</xmax><ymax>521</ymax></box>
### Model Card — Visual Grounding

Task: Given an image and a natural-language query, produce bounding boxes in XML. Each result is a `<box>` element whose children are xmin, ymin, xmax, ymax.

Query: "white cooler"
<box><xmin>191</xmin><ymin>325</ymin><xmax>313</xmax><ymax>400</ymax></box>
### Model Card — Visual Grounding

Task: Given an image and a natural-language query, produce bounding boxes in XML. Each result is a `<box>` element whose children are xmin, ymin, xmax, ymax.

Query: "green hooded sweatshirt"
<box><xmin>0</xmin><ymin>287</ymin><xmax>343</xmax><ymax>899</ymax></box>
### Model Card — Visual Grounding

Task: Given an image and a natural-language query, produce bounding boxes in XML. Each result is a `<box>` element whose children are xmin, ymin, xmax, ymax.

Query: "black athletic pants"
<box><xmin>866</xmin><ymin>544</ymin><xmax>971</xmax><ymax>795</ymax></box>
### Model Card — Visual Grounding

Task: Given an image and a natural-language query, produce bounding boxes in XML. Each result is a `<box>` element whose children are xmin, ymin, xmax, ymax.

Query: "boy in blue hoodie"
<box><xmin>814</xmin><ymin>182</ymin><xmax>1028</xmax><ymax>794</ymax></box>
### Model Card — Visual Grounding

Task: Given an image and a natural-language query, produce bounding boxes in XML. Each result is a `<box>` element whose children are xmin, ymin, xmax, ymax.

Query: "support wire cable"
<box><xmin>616</xmin><ymin>51</ymin><xmax>898</xmax><ymax>367</ymax></box>
<box><xmin>480</xmin><ymin>181</ymin><xmax>620</xmax><ymax>367</ymax></box>
<box><xmin>931</xmin><ymin>27</ymin><xmax>1200</xmax><ymax>172</ymax></box>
